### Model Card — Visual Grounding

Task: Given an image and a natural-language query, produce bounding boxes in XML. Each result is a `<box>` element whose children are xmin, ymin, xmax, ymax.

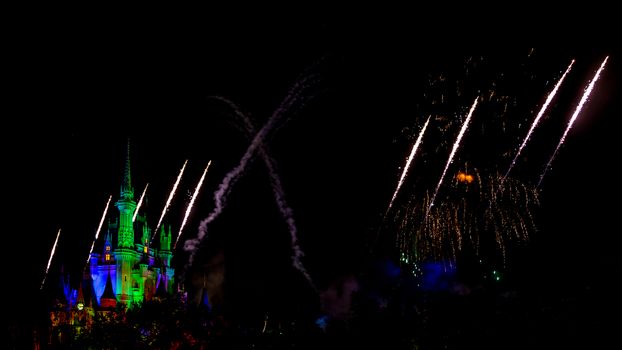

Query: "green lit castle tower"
<box><xmin>89</xmin><ymin>142</ymin><xmax>175</xmax><ymax>307</ymax></box>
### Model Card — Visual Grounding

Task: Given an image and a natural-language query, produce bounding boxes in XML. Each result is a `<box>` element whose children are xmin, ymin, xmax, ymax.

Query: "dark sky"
<box><xmin>5</xmin><ymin>12</ymin><xmax>621</xmax><ymax>328</ymax></box>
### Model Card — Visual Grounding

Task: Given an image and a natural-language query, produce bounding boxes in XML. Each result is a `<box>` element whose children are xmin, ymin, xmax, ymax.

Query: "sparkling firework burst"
<box><xmin>394</xmin><ymin>169</ymin><xmax>539</xmax><ymax>264</ymax></box>
<box><xmin>382</xmin><ymin>49</ymin><xmax>597</xmax><ymax>267</ymax></box>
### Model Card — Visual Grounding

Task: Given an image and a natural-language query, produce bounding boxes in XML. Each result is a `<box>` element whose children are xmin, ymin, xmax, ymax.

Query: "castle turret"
<box><xmin>160</xmin><ymin>225</ymin><xmax>171</xmax><ymax>256</ymax></box>
<box><xmin>158</xmin><ymin>224</ymin><xmax>175</xmax><ymax>293</ymax></box>
<box><xmin>114</xmin><ymin>140</ymin><xmax>140</xmax><ymax>306</ymax></box>
<box><xmin>103</xmin><ymin>232</ymin><xmax>113</xmax><ymax>263</ymax></box>
<box><xmin>141</xmin><ymin>217</ymin><xmax>151</xmax><ymax>254</ymax></box>
<box><xmin>116</xmin><ymin>140</ymin><xmax>136</xmax><ymax>248</ymax></box>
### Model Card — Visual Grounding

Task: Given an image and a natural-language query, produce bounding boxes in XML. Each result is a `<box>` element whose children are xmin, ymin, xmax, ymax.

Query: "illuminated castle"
<box><xmin>47</xmin><ymin>144</ymin><xmax>180</xmax><ymax>346</ymax></box>
<box><xmin>87</xmin><ymin>143</ymin><xmax>175</xmax><ymax>308</ymax></box>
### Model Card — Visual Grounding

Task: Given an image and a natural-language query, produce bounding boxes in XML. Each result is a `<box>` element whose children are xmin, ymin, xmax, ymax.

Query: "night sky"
<box><xmin>5</xmin><ymin>12</ymin><xmax>621</xmax><ymax>346</ymax></box>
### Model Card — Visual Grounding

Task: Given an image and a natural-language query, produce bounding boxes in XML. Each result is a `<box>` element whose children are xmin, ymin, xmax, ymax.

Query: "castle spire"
<box><xmin>121</xmin><ymin>139</ymin><xmax>134</xmax><ymax>200</ymax></box>
<box><xmin>116</xmin><ymin>139</ymin><xmax>137</xmax><ymax>249</ymax></box>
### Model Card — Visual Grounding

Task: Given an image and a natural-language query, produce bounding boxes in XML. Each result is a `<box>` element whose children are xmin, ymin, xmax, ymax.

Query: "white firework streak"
<box><xmin>388</xmin><ymin>115</ymin><xmax>431</xmax><ymax>212</ymax></box>
<box><xmin>538</xmin><ymin>56</ymin><xmax>609</xmax><ymax>188</ymax></box>
<box><xmin>132</xmin><ymin>183</ymin><xmax>149</xmax><ymax>222</ymax></box>
<box><xmin>174</xmin><ymin>160</ymin><xmax>212</xmax><ymax>249</ymax></box>
<box><xmin>153</xmin><ymin>160</ymin><xmax>188</xmax><ymax>243</ymax></box>
<box><xmin>504</xmin><ymin>60</ymin><xmax>575</xmax><ymax>181</ymax></box>
<box><xmin>85</xmin><ymin>195</ymin><xmax>112</xmax><ymax>265</ymax></box>
<box><xmin>40</xmin><ymin>229</ymin><xmax>62</xmax><ymax>290</ymax></box>
<box><xmin>426</xmin><ymin>97</ymin><xmax>479</xmax><ymax>218</ymax></box>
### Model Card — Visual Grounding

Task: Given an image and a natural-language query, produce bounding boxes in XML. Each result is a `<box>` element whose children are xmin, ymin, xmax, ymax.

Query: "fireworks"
<box><xmin>397</xmin><ymin>171</ymin><xmax>539</xmax><ymax>264</ymax></box>
<box><xmin>133</xmin><ymin>183</ymin><xmax>149</xmax><ymax>222</ymax></box>
<box><xmin>153</xmin><ymin>160</ymin><xmax>188</xmax><ymax>243</ymax></box>
<box><xmin>175</xmin><ymin>161</ymin><xmax>211</xmax><ymax>249</ymax></box>
<box><xmin>40</xmin><ymin>229</ymin><xmax>62</xmax><ymax>290</ymax></box>
<box><xmin>387</xmin><ymin>115</ymin><xmax>431</xmax><ymax>213</ymax></box>
<box><xmin>426</xmin><ymin>97</ymin><xmax>479</xmax><ymax>218</ymax></box>
<box><xmin>46</xmin><ymin>49</ymin><xmax>608</xmax><ymax>291</ymax></box>
<box><xmin>85</xmin><ymin>195</ymin><xmax>112</xmax><ymax>265</ymax></box>
<box><xmin>504</xmin><ymin>60</ymin><xmax>575</xmax><ymax>181</ymax></box>
<box><xmin>385</xmin><ymin>51</ymin><xmax>609</xmax><ymax>267</ymax></box>
<box><xmin>538</xmin><ymin>56</ymin><xmax>609</xmax><ymax>187</ymax></box>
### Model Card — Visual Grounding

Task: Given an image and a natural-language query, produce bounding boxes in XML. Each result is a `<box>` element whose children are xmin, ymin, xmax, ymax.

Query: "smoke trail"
<box><xmin>210</xmin><ymin>96</ymin><xmax>316</xmax><ymax>289</ymax></box>
<box><xmin>40</xmin><ymin>229</ymin><xmax>62</xmax><ymax>290</ymax></box>
<box><xmin>174</xmin><ymin>161</ymin><xmax>212</xmax><ymax>249</ymax></box>
<box><xmin>153</xmin><ymin>160</ymin><xmax>188</xmax><ymax>243</ymax></box>
<box><xmin>426</xmin><ymin>97</ymin><xmax>479</xmax><ymax>218</ymax></box>
<box><xmin>538</xmin><ymin>56</ymin><xmax>609</xmax><ymax>188</ymax></box>
<box><xmin>504</xmin><ymin>60</ymin><xmax>575</xmax><ymax>181</ymax></box>
<box><xmin>387</xmin><ymin>115</ymin><xmax>431</xmax><ymax>212</ymax></box>
<box><xmin>85</xmin><ymin>195</ymin><xmax>112</xmax><ymax>265</ymax></box>
<box><xmin>184</xmin><ymin>74</ymin><xmax>319</xmax><ymax>269</ymax></box>
<box><xmin>133</xmin><ymin>183</ymin><xmax>149</xmax><ymax>222</ymax></box>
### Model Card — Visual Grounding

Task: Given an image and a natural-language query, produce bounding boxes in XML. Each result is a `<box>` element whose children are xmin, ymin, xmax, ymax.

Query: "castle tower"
<box><xmin>159</xmin><ymin>224</ymin><xmax>172</xmax><ymax>266</ymax></box>
<box><xmin>84</xmin><ymin>141</ymin><xmax>176</xmax><ymax>309</ymax></box>
<box><xmin>113</xmin><ymin>140</ymin><xmax>139</xmax><ymax>306</ymax></box>
<box><xmin>117</xmin><ymin>139</ymin><xmax>135</xmax><ymax>248</ymax></box>
<box><xmin>159</xmin><ymin>224</ymin><xmax>175</xmax><ymax>292</ymax></box>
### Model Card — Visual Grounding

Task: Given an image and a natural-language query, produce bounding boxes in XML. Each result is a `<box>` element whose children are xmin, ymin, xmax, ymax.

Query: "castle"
<box><xmin>51</xmin><ymin>142</ymin><xmax>176</xmax><ymax>314</ymax></box>
<box><xmin>88</xmin><ymin>142</ymin><xmax>175</xmax><ymax>308</ymax></box>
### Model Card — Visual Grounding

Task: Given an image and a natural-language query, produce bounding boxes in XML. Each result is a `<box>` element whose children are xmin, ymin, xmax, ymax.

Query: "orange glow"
<box><xmin>105</xmin><ymin>253</ymin><xmax>110</xmax><ymax>261</ymax></box>
<box><xmin>456</xmin><ymin>172</ymin><xmax>474</xmax><ymax>184</ymax></box>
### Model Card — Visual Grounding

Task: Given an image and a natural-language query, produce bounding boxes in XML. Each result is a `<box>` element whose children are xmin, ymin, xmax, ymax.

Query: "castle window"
<box><xmin>144</xmin><ymin>246</ymin><xmax>148</xmax><ymax>253</ymax></box>
<box><xmin>105</xmin><ymin>253</ymin><xmax>110</xmax><ymax>261</ymax></box>
<box><xmin>106</xmin><ymin>246</ymin><xmax>111</xmax><ymax>251</ymax></box>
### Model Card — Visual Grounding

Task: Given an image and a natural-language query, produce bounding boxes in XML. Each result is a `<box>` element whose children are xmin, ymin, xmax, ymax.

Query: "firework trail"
<box><xmin>538</xmin><ymin>56</ymin><xmax>609</xmax><ymax>188</ymax></box>
<box><xmin>209</xmin><ymin>95</ymin><xmax>316</xmax><ymax>289</ymax></box>
<box><xmin>184</xmin><ymin>74</ymin><xmax>319</xmax><ymax>269</ymax></box>
<box><xmin>153</xmin><ymin>160</ymin><xmax>188</xmax><ymax>243</ymax></box>
<box><xmin>174</xmin><ymin>161</ymin><xmax>212</xmax><ymax>249</ymax></box>
<box><xmin>426</xmin><ymin>97</ymin><xmax>479</xmax><ymax>218</ymax></box>
<box><xmin>85</xmin><ymin>195</ymin><xmax>112</xmax><ymax>265</ymax></box>
<box><xmin>388</xmin><ymin>115</ymin><xmax>431</xmax><ymax>212</ymax></box>
<box><xmin>504</xmin><ymin>60</ymin><xmax>575</xmax><ymax>181</ymax></box>
<box><xmin>40</xmin><ymin>229</ymin><xmax>62</xmax><ymax>290</ymax></box>
<box><xmin>133</xmin><ymin>183</ymin><xmax>149</xmax><ymax>222</ymax></box>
